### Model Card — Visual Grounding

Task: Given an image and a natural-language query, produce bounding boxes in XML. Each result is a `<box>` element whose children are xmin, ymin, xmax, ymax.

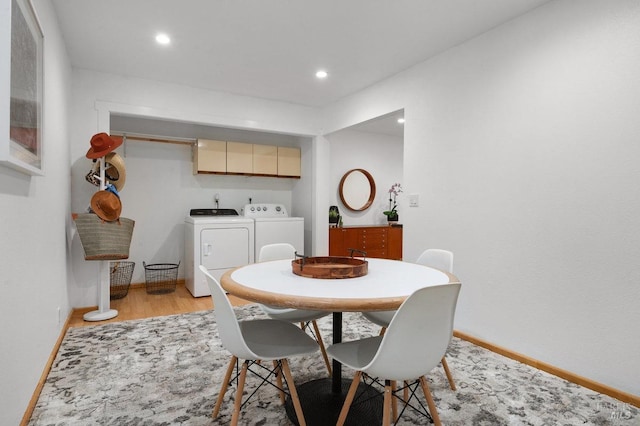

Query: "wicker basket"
<box><xmin>109</xmin><ymin>261</ymin><xmax>135</xmax><ymax>300</ymax></box>
<box><xmin>143</xmin><ymin>262</ymin><xmax>179</xmax><ymax>294</ymax></box>
<box><xmin>75</xmin><ymin>213</ymin><xmax>135</xmax><ymax>260</ymax></box>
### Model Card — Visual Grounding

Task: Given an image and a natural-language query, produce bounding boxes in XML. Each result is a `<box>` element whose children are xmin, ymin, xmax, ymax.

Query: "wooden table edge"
<box><xmin>220</xmin><ymin>265</ymin><xmax>461</xmax><ymax>312</ymax></box>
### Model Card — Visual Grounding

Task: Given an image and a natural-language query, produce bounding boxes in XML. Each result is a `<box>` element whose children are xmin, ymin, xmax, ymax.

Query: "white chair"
<box><xmin>199</xmin><ymin>265</ymin><xmax>318</xmax><ymax>426</ymax></box>
<box><xmin>257</xmin><ymin>243</ymin><xmax>333</xmax><ymax>375</ymax></box>
<box><xmin>328</xmin><ymin>283</ymin><xmax>461</xmax><ymax>426</ymax></box>
<box><xmin>361</xmin><ymin>249</ymin><xmax>457</xmax><ymax>390</ymax></box>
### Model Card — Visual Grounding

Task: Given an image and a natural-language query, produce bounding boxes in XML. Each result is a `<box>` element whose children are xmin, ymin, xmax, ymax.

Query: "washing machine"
<box><xmin>243</xmin><ymin>203</ymin><xmax>304</xmax><ymax>260</ymax></box>
<box><xmin>185</xmin><ymin>208</ymin><xmax>254</xmax><ymax>297</ymax></box>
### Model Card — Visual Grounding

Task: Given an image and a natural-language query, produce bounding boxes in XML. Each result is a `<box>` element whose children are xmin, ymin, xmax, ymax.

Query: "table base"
<box><xmin>285</xmin><ymin>378</ymin><xmax>383</xmax><ymax>426</ymax></box>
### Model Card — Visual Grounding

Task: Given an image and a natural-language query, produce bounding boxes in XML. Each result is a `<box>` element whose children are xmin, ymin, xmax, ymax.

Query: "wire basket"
<box><xmin>110</xmin><ymin>261</ymin><xmax>135</xmax><ymax>300</ymax></box>
<box><xmin>143</xmin><ymin>261</ymin><xmax>179</xmax><ymax>294</ymax></box>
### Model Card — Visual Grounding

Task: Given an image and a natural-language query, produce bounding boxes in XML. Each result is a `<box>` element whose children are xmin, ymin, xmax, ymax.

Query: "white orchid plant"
<box><xmin>383</xmin><ymin>183</ymin><xmax>402</xmax><ymax>218</ymax></box>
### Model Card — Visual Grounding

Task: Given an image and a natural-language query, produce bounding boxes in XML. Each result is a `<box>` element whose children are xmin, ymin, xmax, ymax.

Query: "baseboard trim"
<box><xmin>127</xmin><ymin>279</ymin><xmax>186</xmax><ymax>290</ymax></box>
<box><xmin>21</xmin><ymin>311</ymin><xmax>73</xmax><ymax>425</ymax></box>
<box><xmin>117</xmin><ymin>280</ymin><xmax>178</xmax><ymax>290</ymax></box>
<box><xmin>453</xmin><ymin>330</ymin><xmax>640</xmax><ymax>408</ymax></box>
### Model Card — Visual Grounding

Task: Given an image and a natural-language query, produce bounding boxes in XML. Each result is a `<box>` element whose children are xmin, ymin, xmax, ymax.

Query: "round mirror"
<box><xmin>339</xmin><ymin>169</ymin><xmax>376</xmax><ymax>211</ymax></box>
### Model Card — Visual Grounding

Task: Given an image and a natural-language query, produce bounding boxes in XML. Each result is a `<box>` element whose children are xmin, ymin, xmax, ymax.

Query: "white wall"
<box><xmin>68</xmin><ymin>70</ymin><xmax>320</xmax><ymax>307</ymax></box>
<box><xmin>0</xmin><ymin>0</ymin><xmax>72</xmax><ymax>424</ymax></box>
<box><xmin>4</xmin><ymin>4</ymin><xmax>638</xmax><ymax>425</ymax></box>
<box><xmin>321</xmin><ymin>0</ymin><xmax>640</xmax><ymax>395</ymax></box>
<box><xmin>327</xmin><ymin>129</ymin><xmax>403</xmax><ymax>226</ymax></box>
<box><xmin>294</xmin><ymin>132</ymin><xmax>315</xmax><ymax>256</ymax></box>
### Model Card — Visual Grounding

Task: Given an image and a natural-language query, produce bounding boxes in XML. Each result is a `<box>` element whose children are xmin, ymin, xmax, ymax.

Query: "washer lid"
<box><xmin>190</xmin><ymin>208</ymin><xmax>239</xmax><ymax>216</ymax></box>
<box><xmin>185</xmin><ymin>215</ymin><xmax>254</xmax><ymax>224</ymax></box>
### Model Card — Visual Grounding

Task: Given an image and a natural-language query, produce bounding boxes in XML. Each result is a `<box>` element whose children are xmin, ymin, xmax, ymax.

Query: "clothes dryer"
<box><xmin>243</xmin><ymin>204</ymin><xmax>304</xmax><ymax>260</ymax></box>
<box><xmin>184</xmin><ymin>209</ymin><xmax>254</xmax><ymax>297</ymax></box>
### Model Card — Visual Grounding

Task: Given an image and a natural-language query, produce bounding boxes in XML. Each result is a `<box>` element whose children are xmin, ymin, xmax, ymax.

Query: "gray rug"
<box><xmin>29</xmin><ymin>305</ymin><xmax>637</xmax><ymax>425</ymax></box>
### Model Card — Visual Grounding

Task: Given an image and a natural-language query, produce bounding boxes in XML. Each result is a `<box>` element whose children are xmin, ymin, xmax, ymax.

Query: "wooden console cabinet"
<box><xmin>329</xmin><ymin>225</ymin><xmax>403</xmax><ymax>260</ymax></box>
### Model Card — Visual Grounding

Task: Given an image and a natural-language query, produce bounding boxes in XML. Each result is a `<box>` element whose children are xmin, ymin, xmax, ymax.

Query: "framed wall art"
<box><xmin>1</xmin><ymin>0</ymin><xmax>44</xmax><ymax>175</ymax></box>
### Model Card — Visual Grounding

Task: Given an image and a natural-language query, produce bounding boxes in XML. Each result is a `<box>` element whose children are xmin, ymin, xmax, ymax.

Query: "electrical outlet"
<box><xmin>409</xmin><ymin>193</ymin><xmax>419</xmax><ymax>207</ymax></box>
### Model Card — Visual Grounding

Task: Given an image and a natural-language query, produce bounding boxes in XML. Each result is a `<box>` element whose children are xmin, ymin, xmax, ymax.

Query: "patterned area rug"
<box><xmin>30</xmin><ymin>305</ymin><xmax>637</xmax><ymax>425</ymax></box>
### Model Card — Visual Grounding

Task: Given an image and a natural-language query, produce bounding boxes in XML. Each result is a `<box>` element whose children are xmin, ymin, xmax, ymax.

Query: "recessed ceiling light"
<box><xmin>155</xmin><ymin>33</ymin><xmax>171</xmax><ymax>45</ymax></box>
<box><xmin>315</xmin><ymin>70</ymin><xmax>328</xmax><ymax>79</ymax></box>
<box><xmin>397</xmin><ymin>118</ymin><xmax>405</xmax><ymax>124</ymax></box>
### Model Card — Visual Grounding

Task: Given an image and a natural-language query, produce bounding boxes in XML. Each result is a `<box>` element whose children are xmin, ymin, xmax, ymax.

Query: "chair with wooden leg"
<box><xmin>328</xmin><ymin>283</ymin><xmax>461</xmax><ymax>426</ymax></box>
<box><xmin>361</xmin><ymin>248</ymin><xmax>457</xmax><ymax>390</ymax></box>
<box><xmin>199</xmin><ymin>265</ymin><xmax>318</xmax><ymax>426</ymax></box>
<box><xmin>257</xmin><ymin>243</ymin><xmax>333</xmax><ymax>375</ymax></box>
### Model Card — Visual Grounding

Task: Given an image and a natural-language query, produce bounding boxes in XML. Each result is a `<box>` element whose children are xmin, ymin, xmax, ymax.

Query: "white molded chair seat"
<box><xmin>199</xmin><ymin>265</ymin><xmax>318</xmax><ymax>426</ymax></box>
<box><xmin>260</xmin><ymin>304</ymin><xmax>328</xmax><ymax>323</ymax></box>
<box><xmin>328</xmin><ymin>283</ymin><xmax>461</xmax><ymax>426</ymax></box>
<box><xmin>361</xmin><ymin>248</ymin><xmax>457</xmax><ymax>390</ymax></box>
<box><xmin>257</xmin><ymin>243</ymin><xmax>333</xmax><ymax>374</ymax></box>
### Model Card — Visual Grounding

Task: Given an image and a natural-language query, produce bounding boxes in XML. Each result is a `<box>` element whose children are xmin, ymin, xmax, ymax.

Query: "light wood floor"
<box><xmin>69</xmin><ymin>282</ymin><xmax>252</xmax><ymax>328</ymax></box>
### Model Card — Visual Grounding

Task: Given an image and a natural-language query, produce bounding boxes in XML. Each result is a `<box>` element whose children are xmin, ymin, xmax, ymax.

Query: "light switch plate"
<box><xmin>409</xmin><ymin>193</ymin><xmax>419</xmax><ymax>207</ymax></box>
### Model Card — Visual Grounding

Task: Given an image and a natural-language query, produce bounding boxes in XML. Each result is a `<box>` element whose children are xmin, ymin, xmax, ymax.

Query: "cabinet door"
<box><xmin>194</xmin><ymin>139</ymin><xmax>226</xmax><ymax>174</ymax></box>
<box><xmin>329</xmin><ymin>228</ymin><xmax>344</xmax><ymax>256</ymax></box>
<box><xmin>343</xmin><ymin>228</ymin><xmax>360</xmax><ymax>255</ymax></box>
<box><xmin>253</xmin><ymin>144</ymin><xmax>278</xmax><ymax>175</ymax></box>
<box><xmin>227</xmin><ymin>141</ymin><xmax>253</xmax><ymax>174</ymax></box>
<box><xmin>387</xmin><ymin>226</ymin><xmax>403</xmax><ymax>260</ymax></box>
<box><xmin>278</xmin><ymin>146</ymin><xmax>301</xmax><ymax>177</ymax></box>
<box><xmin>329</xmin><ymin>227</ymin><xmax>359</xmax><ymax>256</ymax></box>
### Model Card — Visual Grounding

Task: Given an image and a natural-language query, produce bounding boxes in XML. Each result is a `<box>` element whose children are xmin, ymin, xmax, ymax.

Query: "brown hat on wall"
<box><xmin>86</xmin><ymin>133</ymin><xmax>123</xmax><ymax>159</ymax></box>
<box><xmin>90</xmin><ymin>190</ymin><xmax>122</xmax><ymax>221</ymax></box>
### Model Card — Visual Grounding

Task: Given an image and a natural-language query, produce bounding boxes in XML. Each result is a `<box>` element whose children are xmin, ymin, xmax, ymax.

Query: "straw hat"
<box><xmin>104</xmin><ymin>152</ymin><xmax>126</xmax><ymax>191</ymax></box>
<box><xmin>85</xmin><ymin>152</ymin><xmax>127</xmax><ymax>191</ymax></box>
<box><xmin>86</xmin><ymin>133</ymin><xmax>123</xmax><ymax>159</ymax></box>
<box><xmin>90</xmin><ymin>190</ymin><xmax>122</xmax><ymax>222</ymax></box>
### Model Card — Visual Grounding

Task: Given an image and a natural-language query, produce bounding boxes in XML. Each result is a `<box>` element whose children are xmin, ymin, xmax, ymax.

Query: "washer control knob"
<box><xmin>275</xmin><ymin>206</ymin><xmax>281</xmax><ymax>212</ymax></box>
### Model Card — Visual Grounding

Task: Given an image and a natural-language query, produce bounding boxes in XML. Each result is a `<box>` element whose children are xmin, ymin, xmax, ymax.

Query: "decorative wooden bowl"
<box><xmin>291</xmin><ymin>256</ymin><xmax>368</xmax><ymax>279</ymax></box>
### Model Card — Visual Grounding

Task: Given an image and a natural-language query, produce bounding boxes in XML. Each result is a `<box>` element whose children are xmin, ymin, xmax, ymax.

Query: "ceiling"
<box><xmin>51</xmin><ymin>0</ymin><xmax>550</xmax><ymax>111</ymax></box>
<box><xmin>350</xmin><ymin>110</ymin><xmax>406</xmax><ymax>138</ymax></box>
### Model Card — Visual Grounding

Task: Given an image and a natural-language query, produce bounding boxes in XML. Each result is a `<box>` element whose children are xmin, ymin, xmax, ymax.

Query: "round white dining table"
<box><xmin>220</xmin><ymin>257</ymin><xmax>460</xmax><ymax>426</ymax></box>
<box><xmin>221</xmin><ymin>257</ymin><xmax>458</xmax><ymax>311</ymax></box>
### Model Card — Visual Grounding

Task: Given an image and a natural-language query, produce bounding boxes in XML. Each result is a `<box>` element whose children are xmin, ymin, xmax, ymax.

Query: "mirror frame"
<box><xmin>339</xmin><ymin>168</ymin><xmax>376</xmax><ymax>211</ymax></box>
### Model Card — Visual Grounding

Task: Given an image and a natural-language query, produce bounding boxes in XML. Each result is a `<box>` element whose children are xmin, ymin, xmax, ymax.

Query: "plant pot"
<box><xmin>329</xmin><ymin>206</ymin><xmax>340</xmax><ymax>224</ymax></box>
<box><xmin>387</xmin><ymin>213</ymin><xmax>398</xmax><ymax>222</ymax></box>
